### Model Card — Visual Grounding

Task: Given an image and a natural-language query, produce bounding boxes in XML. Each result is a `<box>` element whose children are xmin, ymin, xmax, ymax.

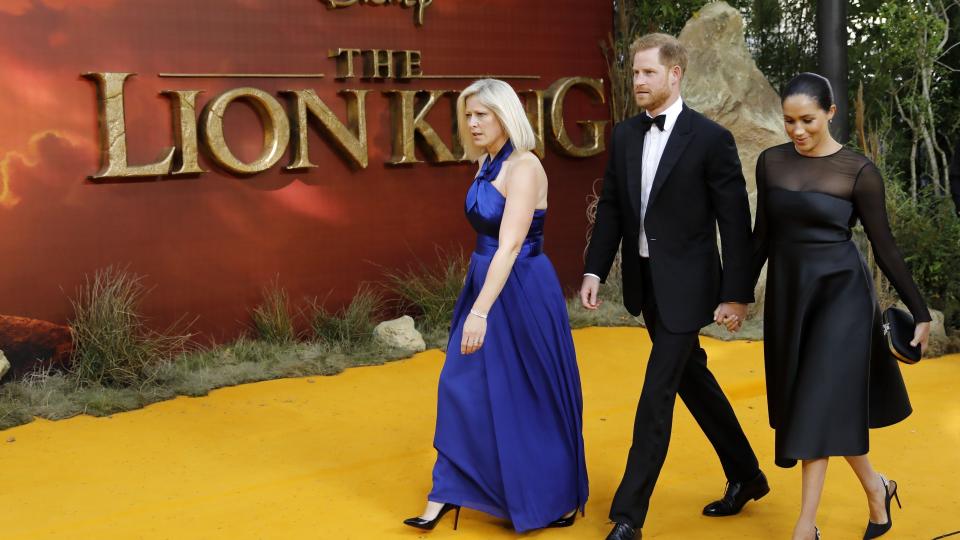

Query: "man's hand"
<box><xmin>714</xmin><ymin>302</ymin><xmax>748</xmax><ymax>332</ymax></box>
<box><xmin>580</xmin><ymin>275</ymin><xmax>602</xmax><ymax>310</ymax></box>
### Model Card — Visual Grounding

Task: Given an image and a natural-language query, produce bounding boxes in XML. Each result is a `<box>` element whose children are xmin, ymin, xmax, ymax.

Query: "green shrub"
<box><xmin>885</xmin><ymin>184</ymin><xmax>960</xmax><ymax>328</ymax></box>
<box><xmin>250</xmin><ymin>277</ymin><xmax>297</xmax><ymax>344</ymax></box>
<box><xmin>308</xmin><ymin>284</ymin><xmax>385</xmax><ymax>349</ymax></box>
<box><xmin>69</xmin><ymin>266</ymin><xmax>194</xmax><ymax>387</ymax></box>
<box><xmin>383</xmin><ymin>248</ymin><xmax>467</xmax><ymax>335</ymax></box>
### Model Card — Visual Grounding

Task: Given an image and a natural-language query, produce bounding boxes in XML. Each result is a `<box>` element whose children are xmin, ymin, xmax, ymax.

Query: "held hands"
<box><xmin>911</xmin><ymin>321</ymin><xmax>931</xmax><ymax>355</ymax></box>
<box><xmin>460</xmin><ymin>310</ymin><xmax>488</xmax><ymax>355</ymax></box>
<box><xmin>714</xmin><ymin>302</ymin><xmax>748</xmax><ymax>333</ymax></box>
<box><xmin>580</xmin><ymin>275</ymin><xmax>602</xmax><ymax>310</ymax></box>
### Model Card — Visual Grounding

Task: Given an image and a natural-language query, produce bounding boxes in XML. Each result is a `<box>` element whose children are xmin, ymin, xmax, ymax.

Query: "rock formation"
<box><xmin>373</xmin><ymin>315</ymin><xmax>426</xmax><ymax>353</ymax></box>
<box><xmin>0</xmin><ymin>350</ymin><xmax>9</xmax><ymax>381</ymax></box>
<box><xmin>0</xmin><ymin>315</ymin><xmax>73</xmax><ymax>380</ymax></box>
<box><xmin>679</xmin><ymin>1</ymin><xmax>788</xmax><ymax>316</ymax></box>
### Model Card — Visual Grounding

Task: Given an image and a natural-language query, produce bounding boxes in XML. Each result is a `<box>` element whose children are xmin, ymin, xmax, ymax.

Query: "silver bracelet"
<box><xmin>469</xmin><ymin>309</ymin><xmax>488</xmax><ymax>319</ymax></box>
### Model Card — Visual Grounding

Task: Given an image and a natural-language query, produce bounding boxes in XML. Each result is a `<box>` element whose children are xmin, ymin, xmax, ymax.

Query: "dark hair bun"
<box><xmin>782</xmin><ymin>72</ymin><xmax>834</xmax><ymax>111</ymax></box>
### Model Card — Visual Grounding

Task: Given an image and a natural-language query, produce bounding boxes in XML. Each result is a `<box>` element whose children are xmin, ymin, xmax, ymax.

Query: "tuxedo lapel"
<box><xmin>647</xmin><ymin>105</ymin><xmax>694</xmax><ymax>211</ymax></box>
<box><xmin>625</xmin><ymin>117</ymin><xmax>646</xmax><ymax>220</ymax></box>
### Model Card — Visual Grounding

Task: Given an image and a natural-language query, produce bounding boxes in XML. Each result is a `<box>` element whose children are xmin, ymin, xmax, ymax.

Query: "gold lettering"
<box><xmin>83</xmin><ymin>72</ymin><xmax>175</xmax><ymax>179</ymax></box>
<box><xmin>328</xmin><ymin>48</ymin><xmax>363</xmax><ymax>79</ymax></box>
<box><xmin>413</xmin><ymin>0</ymin><xmax>432</xmax><ymax>25</ymax></box>
<box><xmin>85</xmin><ymin>72</ymin><xmax>609</xmax><ymax>182</ymax></box>
<box><xmin>363</xmin><ymin>49</ymin><xmax>394</xmax><ymax>79</ymax></box>
<box><xmin>161</xmin><ymin>90</ymin><xmax>205</xmax><ymax>175</ymax></box>
<box><xmin>283</xmin><ymin>89</ymin><xmax>369</xmax><ymax>169</ymax></box>
<box><xmin>384</xmin><ymin>89</ymin><xmax>459</xmax><ymax>164</ymax></box>
<box><xmin>519</xmin><ymin>90</ymin><xmax>545</xmax><ymax>159</ymax></box>
<box><xmin>321</xmin><ymin>0</ymin><xmax>432</xmax><ymax>27</ymax></box>
<box><xmin>545</xmin><ymin>77</ymin><xmax>607</xmax><ymax>158</ymax></box>
<box><xmin>201</xmin><ymin>87</ymin><xmax>290</xmax><ymax>175</ymax></box>
<box><xmin>398</xmin><ymin>50</ymin><xmax>423</xmax><ymax>79</ymax></box>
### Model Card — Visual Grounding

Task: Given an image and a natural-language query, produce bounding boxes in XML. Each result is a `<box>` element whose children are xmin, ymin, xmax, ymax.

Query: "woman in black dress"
<box><xmin>749</xmin><ymin>73</ymin><xmax>931</xmax><ymax>540</ymax></box>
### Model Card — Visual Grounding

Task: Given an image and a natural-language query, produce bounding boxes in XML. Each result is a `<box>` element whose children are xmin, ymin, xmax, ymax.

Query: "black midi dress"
<box><xmin>751</xmin><ymin>144</ymin><xmax>931</xmax><ymax>468</ymax></box>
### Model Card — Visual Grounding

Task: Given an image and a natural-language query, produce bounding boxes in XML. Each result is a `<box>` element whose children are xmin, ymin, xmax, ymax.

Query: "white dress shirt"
<box><xmin>638</xmin><ymin>96</ymin><xmax>683</xmax><ymax>257</ymax></box>
<box><xmin>584</xmin><ymin>96</ymin><xmax>684</xmax><ymax>281</ymax></box>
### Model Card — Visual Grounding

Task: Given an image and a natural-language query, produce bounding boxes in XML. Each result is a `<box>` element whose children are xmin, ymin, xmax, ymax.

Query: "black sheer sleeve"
<box><xmin>852</xmin><ymin>162</ymin><xmax>932</xmax><ymax>322</ymax></box>
<box><xmin>750</xmin><ymin>150</ymin><xmax>769</xmax><ymax>288</ymax></box>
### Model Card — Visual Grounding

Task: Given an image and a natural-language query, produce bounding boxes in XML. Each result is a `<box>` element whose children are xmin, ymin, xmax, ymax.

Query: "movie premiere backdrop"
<box><xmin>0</xmin><ymin>0</ymin><xmax>611</xmax><ymax>340</ymax></box>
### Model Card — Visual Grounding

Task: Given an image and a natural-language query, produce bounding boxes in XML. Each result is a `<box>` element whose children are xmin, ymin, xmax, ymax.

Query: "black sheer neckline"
<box><xmin>789</xmin><ymin>144</ymin><xmax>847</xmax><ymax>159</ymax></box>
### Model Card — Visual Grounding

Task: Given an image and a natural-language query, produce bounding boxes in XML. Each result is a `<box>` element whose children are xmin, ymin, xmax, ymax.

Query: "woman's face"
<box><xmin>464</xmin><ymin>96</ymin><xmax>506</xmax><ymax>152</ymax></box>
<box><xmin>782</xmin><ymin>94</ymin><xmax>836</xmax><ymax>154</ymax></box>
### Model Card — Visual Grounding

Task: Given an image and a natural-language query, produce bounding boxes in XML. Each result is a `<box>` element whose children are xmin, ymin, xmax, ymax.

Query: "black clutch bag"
<box><xmin>882</xmin><ymin>307</ymin><xmax>921</xmax><ymax>364</ymax></box>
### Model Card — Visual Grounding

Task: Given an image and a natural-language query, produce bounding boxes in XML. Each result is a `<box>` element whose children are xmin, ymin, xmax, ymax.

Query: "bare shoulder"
<box><xmin>507</xmin><ymin>151</ymin><xmax>546</xmax><ymax>180</ymax></box>
<box><xmin>504</xmin><ymin>152</ymin><xmax>549</xmax><ymax>209</ymax></box>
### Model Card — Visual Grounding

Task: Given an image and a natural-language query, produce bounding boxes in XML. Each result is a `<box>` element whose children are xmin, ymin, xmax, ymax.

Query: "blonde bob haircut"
<box><xmin>457</xmin><ymin>78</ymin><xmax>536</xmax><ymax>162</ymax></box>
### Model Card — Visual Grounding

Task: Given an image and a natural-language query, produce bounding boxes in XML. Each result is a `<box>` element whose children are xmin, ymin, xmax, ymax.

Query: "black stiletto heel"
<box><xmin>815</xmin><ymin>525</ymin><xmax>821</xmax><ymax>539</ymax></box>
<box><xmin>546</xmin><ymin>509</ymin><xmax>578</xmax><ymax>528</ymax></box>
<box><xmin>863</xmin><ymin>475</ymin><xmax>899</xmax><ymax>539</ymax></box>
<box><xmin>403</xmin><ymin>502</ymin><xmax>461</xmax><ymax>531</ymax></box>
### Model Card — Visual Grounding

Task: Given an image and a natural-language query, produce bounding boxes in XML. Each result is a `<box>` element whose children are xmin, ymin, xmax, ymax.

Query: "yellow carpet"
<box><xmin>1</xmin><ymin>327</ymin><xmax>959</xmax><ymax>539</ymax></box>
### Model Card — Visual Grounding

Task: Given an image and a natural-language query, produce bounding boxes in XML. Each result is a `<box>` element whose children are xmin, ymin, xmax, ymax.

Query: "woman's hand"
<box><xmin>911</xmin><ymin>321</ymin><xmax>931</xmax><ymax>355</ymax></box>
<box><xmin>460</xmin><ymin>312</ymin><xmax>488</xmax><ymax>355</ymax></box>
<box><xmin>714</xmin><ymin>302</ymin><xmax>747</xmax><ymax>333</ymax></box>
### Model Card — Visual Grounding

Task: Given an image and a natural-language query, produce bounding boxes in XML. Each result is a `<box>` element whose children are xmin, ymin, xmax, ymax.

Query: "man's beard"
<box><xmin>635</xmin><ymin>84</ymin><xmax>670</xmax><ymax>112</ymax></box>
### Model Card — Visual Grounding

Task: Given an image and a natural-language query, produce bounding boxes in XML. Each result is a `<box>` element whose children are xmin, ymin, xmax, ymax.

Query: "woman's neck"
<box><xmin>485</xmin><ymin>137</ymin><xmax>508</xmax><ymax>157</ymax></box>
<box><xmin>797</xmin><ymin>137</ymin><xmax>843</xmax><ymax>157</ymax></box>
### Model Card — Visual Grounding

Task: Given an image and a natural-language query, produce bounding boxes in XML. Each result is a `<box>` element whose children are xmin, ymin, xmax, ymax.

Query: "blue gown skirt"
<box><xmin>428</xmin><ymin>245</ymin><xmax>589</xmax><ymax>532</ymax></box>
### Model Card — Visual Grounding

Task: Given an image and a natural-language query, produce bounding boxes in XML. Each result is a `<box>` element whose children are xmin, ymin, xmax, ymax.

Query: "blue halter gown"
<box><xmin>427</xmin><ymin>142</ymin><xmax>589</xmax><ymax>532</ymax></box>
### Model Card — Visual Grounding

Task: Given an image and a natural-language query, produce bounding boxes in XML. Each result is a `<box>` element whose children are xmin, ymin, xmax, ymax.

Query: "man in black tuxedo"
<box><xmin>580</xmin><ymin>33</ymin><xmax>768</xmax><ymax>540</ymax></box>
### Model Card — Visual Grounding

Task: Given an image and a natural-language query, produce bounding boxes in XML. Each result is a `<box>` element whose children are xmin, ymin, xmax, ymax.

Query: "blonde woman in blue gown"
<box><xmin>403</xmin><ymin>79</ymin><xmax>589</xmax><ymax>532</ymax></box>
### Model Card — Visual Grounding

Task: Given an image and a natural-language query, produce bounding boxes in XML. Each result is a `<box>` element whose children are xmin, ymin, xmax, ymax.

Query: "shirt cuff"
<box><xmin>583</xmin><ymin>273</ymin><xmax>601</xmax><ymax>280</ymax></box>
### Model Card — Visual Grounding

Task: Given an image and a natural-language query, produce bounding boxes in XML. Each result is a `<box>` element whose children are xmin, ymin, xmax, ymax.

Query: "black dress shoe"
<box><xmin>702</xmin><ymin>470</ymin><xmax>770</xmax><ymax>517</ymax></box>
<box><xmin>606</xmin><ymin>521</ymin><xmax>641</xmax><ymax>540</ymax></box>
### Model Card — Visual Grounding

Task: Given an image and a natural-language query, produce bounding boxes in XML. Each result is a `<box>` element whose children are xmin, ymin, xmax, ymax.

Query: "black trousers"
<box><xmin>609</xmin><ymin>259</ymin><xmax>760</xmax><ymax>528</ymax></box>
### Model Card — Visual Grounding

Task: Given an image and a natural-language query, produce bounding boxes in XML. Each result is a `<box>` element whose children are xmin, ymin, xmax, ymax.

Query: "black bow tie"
<box><xmin>639</xmin><ymin>114</ymin><xmax>666</xmax><ymax>133</ymax></box>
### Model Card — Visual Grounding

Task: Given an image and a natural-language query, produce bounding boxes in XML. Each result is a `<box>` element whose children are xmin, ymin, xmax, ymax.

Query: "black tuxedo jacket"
<box><xmin>584</xmin><ymin>104</ymin><xmax>754</xmax><ymax>334</ymax></box>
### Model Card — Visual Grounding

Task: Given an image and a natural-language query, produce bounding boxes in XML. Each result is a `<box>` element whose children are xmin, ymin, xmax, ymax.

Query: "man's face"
<box><xmin>632</xmin><ymin>47</ymin><xmax>675</xmax><ymax>113</ymax></box>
